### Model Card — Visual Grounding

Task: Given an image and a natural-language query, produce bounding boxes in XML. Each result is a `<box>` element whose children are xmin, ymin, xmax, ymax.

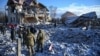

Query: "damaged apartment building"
<box><xmin>6</xmin><ymin>0</ymin><xmax>51</xmax><ymax>25</ymax></box>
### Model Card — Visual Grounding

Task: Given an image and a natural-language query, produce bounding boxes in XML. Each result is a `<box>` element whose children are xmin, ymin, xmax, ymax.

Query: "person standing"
<box><xmin>26</xmin><ymin>28</ymin><xmax>35</xmax><ymax>56</ymax></box>
<box><xmin>36</xmin><ymin>29</ymin><xmax>45</xmax><ymax>52</ymax></box>
<box><xmin>10</xmin><ymin>27</ymin><xmax>15</xmax><ymax>42</ymax></box>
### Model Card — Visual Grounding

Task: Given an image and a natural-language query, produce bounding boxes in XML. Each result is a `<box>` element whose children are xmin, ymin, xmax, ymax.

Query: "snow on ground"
<box><xmin>0</xmin><ymin>24</ymin><xmax>100</xmax><ymax>56</ymax></box>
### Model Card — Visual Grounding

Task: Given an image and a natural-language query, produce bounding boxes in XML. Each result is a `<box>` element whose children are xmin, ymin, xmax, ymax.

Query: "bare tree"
<box><xmin>49</xmin><ymin>6</ymin><xmax>57</xmax><ymax>27</ymax></box>
<box><xmin>49</xmin><ymin>6</ymin><xmax>57</xmax><ymax>19</ymax></box>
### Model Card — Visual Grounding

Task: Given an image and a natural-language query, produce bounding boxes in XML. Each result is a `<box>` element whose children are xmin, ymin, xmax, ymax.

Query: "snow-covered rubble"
<box><xmin>44</xmin><ymin>25</ymin><xmax>100</xmax><ymax>56</ymax></box>
<box><xmin>0</xmin><ymin>24</ymin><xmax>100</xmax><ymax>56</ymax></box>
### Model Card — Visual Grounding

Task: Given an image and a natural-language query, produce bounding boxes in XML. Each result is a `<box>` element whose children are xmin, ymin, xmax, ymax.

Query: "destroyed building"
<box><xmin>72</xmin><ymin>12</ymin><xmax>97</xmax><ymax>27</ymax></box>
<box><xmin>61</xmin><ymin>11</ymin><xmax>77</xmax><ymax>25</ymax></box>
<box><xmin>6</xmin><ymin>0</ymin><xmax>51</xmax><ymax>25</ymax></box>
<box><xmin>62</xmin><ymin>11</ymin><xmax>98</xmax><ymax>27</ymax></box>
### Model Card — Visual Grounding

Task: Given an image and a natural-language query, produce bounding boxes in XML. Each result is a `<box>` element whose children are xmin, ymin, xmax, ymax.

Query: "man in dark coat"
<box><xmin>17</xmin><ymin>26</ymin><xmax>23</xmax><ymax>38</ymax></box>
<box><xmin>22</xmin><ymin>27</ymin><xmax>28</xmax><ymax>45</ymax></box>
<box><xmin>10</xmin><ymin>28</ymin><xmax>15</xmax><ymax>42</ymax></box>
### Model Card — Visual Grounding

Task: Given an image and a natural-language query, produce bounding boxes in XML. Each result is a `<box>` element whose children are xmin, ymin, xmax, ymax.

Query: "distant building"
<box><xmin>61</xmin><ymin>11</ymin><xmax>77</xmax><ymax>25</ymax></box>
<box><xmin>62</xmin><ymin>11</ymin><xmax>98</xmax><ymax>27</ymax></box>
<box><xmin>71</xmin><ymin>12</ymin><xmax>97</xmax><ymax>27</ymax></box>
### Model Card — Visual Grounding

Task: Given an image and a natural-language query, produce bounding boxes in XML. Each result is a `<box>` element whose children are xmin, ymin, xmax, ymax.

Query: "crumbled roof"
<box><xmin>80</xmin><ymin>12</ymin><xmax>97</xmax><ymax>19</ymax></box>
<box><xmin>61</xmin><ymin>11</ymin><xmax>77</xmax><ymax>18</ymax></box>
<box><xmin>65</xmin><ymin>16</ymin><xmax>79</xmax><ymax>24</ymax></box>
<box><xmin>64</xmin><ymin>12</ymin><xmax>97</xmax><ymax>24</ymax></box>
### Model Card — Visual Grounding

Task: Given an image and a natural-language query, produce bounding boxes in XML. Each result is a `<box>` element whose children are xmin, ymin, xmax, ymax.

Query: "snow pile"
<box><xmin>44</xmin><ymin>26</ymin><xmax>100</xmax><ymax>56</ymax></box>
<box><xmin>0</xmin><ymin>31</ymin><xmax>17</xmax><ymax>56</ymax></box>
<box><xmin>0</xmin><ymin>24</ymin><xmax>100</xmax><ymax>56</ymax></box>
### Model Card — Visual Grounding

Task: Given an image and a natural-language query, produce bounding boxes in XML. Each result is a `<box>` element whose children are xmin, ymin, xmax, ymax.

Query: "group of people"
<box><xmin>9</xmin><ymin>24</ymin><xmax>46</xmax><ymax>56</ymax></box>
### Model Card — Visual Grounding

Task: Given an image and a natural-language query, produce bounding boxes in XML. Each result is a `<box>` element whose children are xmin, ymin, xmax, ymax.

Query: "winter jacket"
<box><xmin>37</xmin><ymin>30</ymin><xmax>45</xmax><ymax>44</ymax></box>
<box><xmin>26</xmin><ymin>32</ymin><xmax>35</xmax><ymax>46</ymax></box>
